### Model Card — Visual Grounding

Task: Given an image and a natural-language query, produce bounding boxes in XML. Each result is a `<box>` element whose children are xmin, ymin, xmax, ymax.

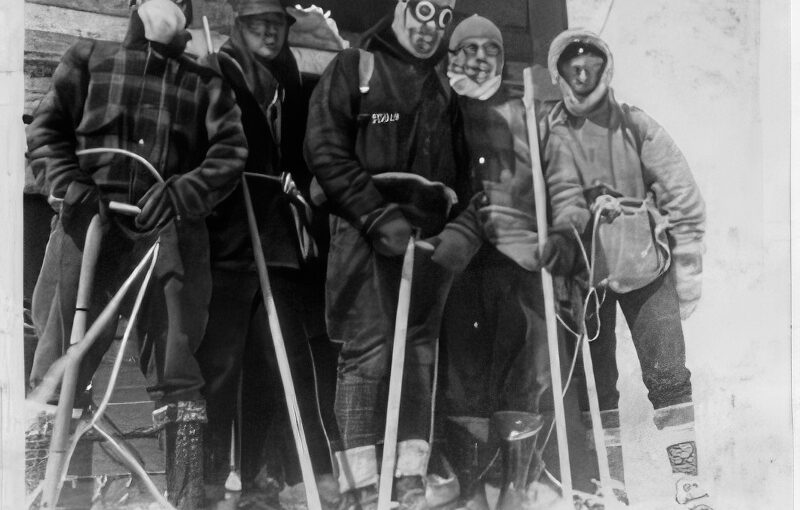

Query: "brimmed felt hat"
<box><xmin>234</xmin><ymin>0</ymin><xmax>295</xmax><ymax>24</ymax></box>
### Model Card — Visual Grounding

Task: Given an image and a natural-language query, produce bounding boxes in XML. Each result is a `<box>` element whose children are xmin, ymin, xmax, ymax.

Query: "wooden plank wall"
<box><xmin>24</xmin><ymin>0</ymin><xmax>238</xmax><ymax>114</ymax></box>
<box><xmin>24</xmin><ymin>0</ymin><xmax>565</xmax><ymax>112</ymax></box>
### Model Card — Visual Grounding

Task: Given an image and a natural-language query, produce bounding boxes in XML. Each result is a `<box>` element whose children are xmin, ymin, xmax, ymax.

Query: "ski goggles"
<box><xmin>458</xmin><ymin>41</ymin><xmax>502</xmax><ymax>58</ymax></box>
<box><xmin>405</xmin><ymin>0</ymin><xmax>454</xmax><ymax>29</ymax></box>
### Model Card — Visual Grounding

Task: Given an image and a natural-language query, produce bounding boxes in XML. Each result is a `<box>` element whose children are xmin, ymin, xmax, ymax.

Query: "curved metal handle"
<box><xmin>75</xmin><ymin>147</ymin><xmax>164</xmax><ymax>183</ymax></box>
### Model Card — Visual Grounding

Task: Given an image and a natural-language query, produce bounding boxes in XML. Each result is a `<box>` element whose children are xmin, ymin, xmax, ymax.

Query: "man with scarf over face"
<box><xmin>196</xmin><ymin>0</ymin><xmax>340</xmax><ymax>507</ymax></box>
<box><xmin>433</xmin><ymin>15</ymin><xmax>590</xmax><ymax>507</ymax></box>
<box><xmin>304</xmin><ymin>1</ymin><xmax>471</xmax><ymax>508</ymax></box>
<box><xmin>545</xmin><ymin>29</ymin><xmax>711</xmax><ymax>509</ymax></box>
<box><xmin>25</xmin><ymin>0</ymin><xmax>247</xmax><ymax>507</ymax></box>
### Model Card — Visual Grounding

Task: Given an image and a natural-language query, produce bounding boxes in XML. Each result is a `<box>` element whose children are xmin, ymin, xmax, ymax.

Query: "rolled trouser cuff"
<box><xmin>336</xmin><ymin>445</ymin><xmax>379</xmax><ymax>491</ymax></box>
<box><xmin>395</xmin><ymin>439</ymin><xmax>431</xmax><ymax>477</ymax></box>
<box><xmin>653</xmin><ymin>402</ymin><xmax>694</xmax><ymax>430</ymax></box>
<box><xmin>153</xmin><ymin>400</ymin><xmax>208</xmax><ymax>431</ymax></box>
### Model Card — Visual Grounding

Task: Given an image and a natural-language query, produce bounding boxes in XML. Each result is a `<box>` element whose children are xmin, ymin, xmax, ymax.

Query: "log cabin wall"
<box><xmin>24</xmin><ymin>0</ymin><xmax>567</xmax><ymax>114</ymax></box>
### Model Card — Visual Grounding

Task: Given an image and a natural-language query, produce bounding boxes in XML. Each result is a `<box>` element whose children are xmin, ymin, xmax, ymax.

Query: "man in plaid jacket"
<box><xmin>26</xmin><ymin>0</ymin><xmax>247</xmax><ymax>506</ymax></box>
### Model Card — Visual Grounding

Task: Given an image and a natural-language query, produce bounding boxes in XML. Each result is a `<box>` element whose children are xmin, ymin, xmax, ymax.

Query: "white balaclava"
<box><xmin>137</xmin><ymin>0</ymin><xmax>187</xmax><ymax>45</ymax></box>
<box><xmin>447</xmin><ymin>15</ymin><xmax>504</xmax><ymax>100</ymax></box>
<box><xmin>548</xmin><ymin>28</ymin><xmax>614</xmax><ymax>116</ymax></box>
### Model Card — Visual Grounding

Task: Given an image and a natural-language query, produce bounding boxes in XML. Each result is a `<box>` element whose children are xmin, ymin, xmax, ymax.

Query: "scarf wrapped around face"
<box><xmin>548</xmin><ymin>28</ymin><xmax>614</xmax><ymax>116</ymax></box>
<box><xmin>225</xmin><ymin>19</ymin><xmax>283</xmax><ymax>110</ymax></box>
<box><xmin>447</xmin><ymin>15</ymin><xmax>504</xmax><ymax>100</ymax></box>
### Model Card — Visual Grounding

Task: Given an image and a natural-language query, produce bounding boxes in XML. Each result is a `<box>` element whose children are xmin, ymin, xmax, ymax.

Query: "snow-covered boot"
<box><xmin>394</xmin><ymin>440</ymin><xmax>433</xmax><ymax>510</ymax></box>
<box><xmin>156</xmin><ymin>400</ymin><xmax>207</xmax><ymax>510</ymax></box>
<box><xmin>490</xmin><ymin>411</ymin><xmax>543</xmax><ymax>510</ymax></box>
<box><xmin>335</xmin><ymin>446</ymin><xmax>379</xmax><ymax>510</ymax></box>
<box><xmin>654</xmin><ymin>403</ymin><xmax>714</xmax><ymax>510</ymax></box>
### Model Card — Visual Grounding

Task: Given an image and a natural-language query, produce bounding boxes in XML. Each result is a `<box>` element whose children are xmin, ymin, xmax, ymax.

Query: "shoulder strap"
<box><xmin>357</xmin><ymin>49</ymin><xmax>374</xmax><ymax>94</ymax></box>
<box><xmin>620</xmin><ymin>103</ymin><xmax>644</xmax><ymax>155</ymax></box>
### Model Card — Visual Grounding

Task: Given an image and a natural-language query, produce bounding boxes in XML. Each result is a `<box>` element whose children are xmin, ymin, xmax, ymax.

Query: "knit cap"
<box><xmin>448</xmin><ymin>14</ymin><xmax>503</xmax><ymax>52</ymax></box>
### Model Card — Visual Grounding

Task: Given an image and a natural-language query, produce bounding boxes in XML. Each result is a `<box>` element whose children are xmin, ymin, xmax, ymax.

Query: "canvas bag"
<box><xmin>587</xmin><ymin>192</ymin><xmax>671</xmax><ymax>294</ymax></box>
<box><xmin>581</xmin><ymin>101</ymin><xmax>673</xmax><ymax>294</ymax></box>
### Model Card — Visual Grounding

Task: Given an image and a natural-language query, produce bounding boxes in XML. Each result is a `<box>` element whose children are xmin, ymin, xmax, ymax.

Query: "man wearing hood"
<box><xmin>196</xmin><ymin>0</ymin><xmax>339</xmax><ymax>507</ymax></box>
<box><xmin>304</xmin><ymin>1</ymin><xmax>470</xmax><ymax>508</ymax></box>
<box><xmin>25</xmin><ymin>0</ymin><xmax>248</xmax><ymax>507</ymax></box>
<box><xmin>545</xmin><ymin>29</ymin><xmax>710</xmax><ymax>509</ymax></box>
<box><xmin>434</xmin><ymin>15</ymin><xmax>589</xmax><ymax>507</ymax></box>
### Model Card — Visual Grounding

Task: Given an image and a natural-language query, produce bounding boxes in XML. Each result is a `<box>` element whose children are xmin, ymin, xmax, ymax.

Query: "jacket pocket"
<box><xmin>355</xmin><ymin>112</ymin><xmax>403</xmax><ymax>174</ymax></box>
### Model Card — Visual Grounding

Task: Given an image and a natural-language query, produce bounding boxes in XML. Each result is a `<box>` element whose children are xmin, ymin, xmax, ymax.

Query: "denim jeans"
<box><xmin>581</xmin><ymin>272</ymin><xmax>692</xmax><ymax>411</ymax></box>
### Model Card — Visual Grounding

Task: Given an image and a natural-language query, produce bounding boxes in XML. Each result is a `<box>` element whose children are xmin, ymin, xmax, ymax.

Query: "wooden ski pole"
<box><xmin>378</xmin><ymin>236</ymin><xmax>416</xmax><ymax>510</ymax></box>
<box><xmin>581</xmin><ymin>334</ymin><xmax>614</xmax><ymax>494</ymax></box>
<box><xmin>241</xmin><ymin>176</ymin><xmax>322</xmax><ymax>510</ymax></box>
<box><xmin>522</xmin><ymin>67</ymin><xmax>573</xmax><ymax>501</ymax></box>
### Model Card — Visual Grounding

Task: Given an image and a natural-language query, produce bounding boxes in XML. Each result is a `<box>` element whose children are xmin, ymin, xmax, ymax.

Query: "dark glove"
<box><xmin>60</xmin><ymin>180</ymin><xmax>99</xmax><ymax>229</ymax></box>
<box><xmin>541</xmin><ymin>230</ymin><xmax>581</xmax><ymax>276</ymax></box>
<box><xmin>366</xmin><ymin>207</ymin><xmax>412</xmax><ymax>257</ymax></box>
<box><xmin>135</xmin><ymin>182</ymin><xmax>175</xmax><ymax>231</ymax></box>
<box><xmin>421</xmin><ymin>227</ymin><xmax>482</xmax><ymax>273</ymax></box>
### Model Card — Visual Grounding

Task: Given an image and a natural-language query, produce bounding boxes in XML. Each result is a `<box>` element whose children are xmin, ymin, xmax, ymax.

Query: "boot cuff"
<box><xmin>336</xmin><ymin>445</ymin><xmax>378</xmax><ymax>491</ymax></box>
<box><xmin>653</xmin><ymin>402</ymin><xmax>694</xmax><ymax>430</ymax></box>
<box><xmin>395</xmin><ymin>439</ymin><xmax>431</xmax><ymax>477</ymax></box>
<box><xmin>153</xmin><ymin>400</ymin><xmax>208</xmax><ymax>430</ymax></box>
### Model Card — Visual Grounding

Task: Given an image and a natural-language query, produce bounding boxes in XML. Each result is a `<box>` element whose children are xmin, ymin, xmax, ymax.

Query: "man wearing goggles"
<box><xmin>305</xmin><ymin>0</ymin><xmax>468</xmax><ymax>508</ymax></box>
<box><xmin>393</xmin><ymin>0</ymin><xmax>455</xmax><ymax>58</ymax></box>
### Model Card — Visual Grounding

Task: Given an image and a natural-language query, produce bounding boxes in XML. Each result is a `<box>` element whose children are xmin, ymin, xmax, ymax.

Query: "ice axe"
<box><xmin>522</xmin><ymin>67</ymin><xmax>573</xmax><ymax>506</ymax></box>
<box><xmin>377</xmin><ymin>235</ymin><xmax>416</xmax><ymax>510</ymax></box>
<box><xmin>241</xmin><ymin>175</ymin><xmax>323</xmax><ymax>510</ymax></box>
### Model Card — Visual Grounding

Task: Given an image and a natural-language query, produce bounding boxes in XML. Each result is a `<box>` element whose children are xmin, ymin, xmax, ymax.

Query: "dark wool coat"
<box><xmin>304</xmin><ymin>17</ymin><xmax>470</xmax><ymax>230</ymax></box>
<box><xmin>203</xmin><ymin>32</ymin><xmax>309</xmax><ymax>270</ymax></box>
<box><xmin>304</xmin><ymin>16</ymin><xmax>470</xmax><ymax>342</ymax></box>
<box><xmin>27</xmin><ymin>16</ymin><xmax>247</xmax><ymax>220</ymax></box>
<box><xmin>25</xmin><ymin>13</ymin><xmax>247</xmax><ymax>403</ymax></box>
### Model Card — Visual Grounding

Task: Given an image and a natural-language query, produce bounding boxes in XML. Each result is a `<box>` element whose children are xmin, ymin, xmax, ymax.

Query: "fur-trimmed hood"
<box><xmin>547</xmin><ymin>29</ymin><xmax>614</xmax><ymax>116</ymax></box>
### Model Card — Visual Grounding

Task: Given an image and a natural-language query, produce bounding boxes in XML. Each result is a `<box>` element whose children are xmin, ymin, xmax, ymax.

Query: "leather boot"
<box><xmin>156</xmin><ymin>400</ymin><xmax>207</xmax><ymax>510</ymax></box>
<box><xmin>490</xmin><ymin>411</ymin><xmax>543</xmax><ymax>510</ymax></box>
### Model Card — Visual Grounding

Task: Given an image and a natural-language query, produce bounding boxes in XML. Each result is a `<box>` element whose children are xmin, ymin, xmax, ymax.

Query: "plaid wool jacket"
<box><xmin>27</xmin><ymin>14</ymin><xmax>248</xmax><ymax>221</ymax></box>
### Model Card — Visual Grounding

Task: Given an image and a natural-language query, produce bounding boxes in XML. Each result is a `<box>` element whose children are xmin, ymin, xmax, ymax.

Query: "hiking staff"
<box><xmin>377</xmin><ymin>236</ymin><xmax>416</xmax><ymax>510</ymax></box>
<box><xmin>241</xmin><ymin>175</ymin><xmax>323</xmax><ymax>510</ymax></box>
<box><xmin>522</xmin><ymin>66</ymin><xmax>573</xmax><ymax>502</ymax></box>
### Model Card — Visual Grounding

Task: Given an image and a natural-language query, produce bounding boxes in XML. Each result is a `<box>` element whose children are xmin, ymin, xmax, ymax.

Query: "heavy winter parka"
<box><xmin>545</xmin><ymin>29</ymin><xmax>705</xmax><ymax>314</ymax></box>
<box><xmin>304</xmin><ymin>17</ymin><xmax>470</xmax><ymax>231</ymax></box>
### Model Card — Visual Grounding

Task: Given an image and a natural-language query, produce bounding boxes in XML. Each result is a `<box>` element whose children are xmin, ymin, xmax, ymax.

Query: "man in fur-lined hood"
<box><xmin>545</xmin><ymin>29</ymin><xmax>713</xmax><ymax>509</ymax></box>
